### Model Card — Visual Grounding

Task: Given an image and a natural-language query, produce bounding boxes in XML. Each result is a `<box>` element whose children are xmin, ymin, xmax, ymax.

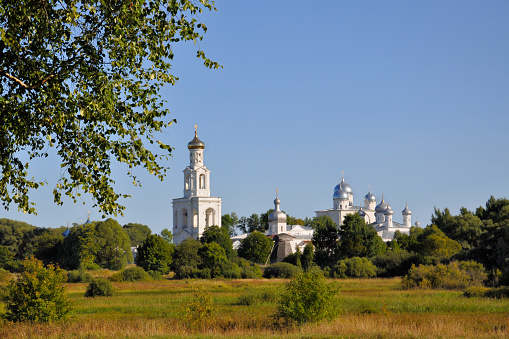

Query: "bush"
<box><xmin>0</xmin><ymin>268</ymin><xmax>11</xmax><ymax>282</ymax></box>
<box><xmin>276</xmin><ymin>270</ymin><xmax>338</xmax><ymax>325</ymax></box>
<box><xmin>3</xmin><ymin>256</ymin><xmax>72</xmax><ymax>322</ymax></box>
<box><xmin>402</xmin><ymin>261</ymin><xmax>487</xmax><ymax>289</ymax></box>
<box><xmin>230</xmin><ymin>257</ymin><xmax>262</xmax><ymax>279</ymax></box>
<box><xmin>263</xmin><ymin>262</ymin><xmax>302</xmax><ymax>279</ymax></box>
<box><xmin>85</xmin><ymin>278</ymin><xmax>115</xmax><ymax>297</ymax></box>
<box><xmin>66</xmin><ymin>269</ymin><xmax>93</xmax><ymax>283</ymax></box>
<box><xmin>331</xmin><ymin>257</ymin><xmax>377</xmax><ymax>278</ymax></box>
<box><xmin>463</xmin><ymin>286</ymin><xmax>489</xmax><ymax>298</ymax></box>
<box><xmin>463</xmin><ymin>286</ymin><xmax>509</xmax><ymax>298</ymax></box>
<box><xmin>182</xmin><ymin>286</ymin><xmax>215</xmax><ymax>330</ymax></box>
<box><xmin>147</xmin><ymin>270</ymin><xmax>163</xmax><ymax>281</ymax></box>
<box><xmin>109</xmin><ymin>266</ymin><xmax>151</xmax><ymax>282</ymax></box>
<box><xmin>371</xmin><ymin>250</ymin><xmax>418</xmax><ymax>277</ymax></box>
<box><xmin>237</xmin><ymin>288</ymin><xmax>278</xmax><ymax>306</ymax></box>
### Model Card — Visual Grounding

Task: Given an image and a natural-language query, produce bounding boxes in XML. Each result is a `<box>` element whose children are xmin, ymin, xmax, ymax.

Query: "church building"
<box><xmin>315</xmin><ymin>176</ymin><xmax>419</xmax><ymax>241</ymax></box>
<box><xmin>172</xmin><ymin>126</ymin><xmax>222</xmax><ymax>245</ymax></box>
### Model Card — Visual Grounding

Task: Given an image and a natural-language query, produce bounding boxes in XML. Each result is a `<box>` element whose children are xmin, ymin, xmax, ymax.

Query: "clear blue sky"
<box><xmin>3</xmin><ymin>1</ymin><xmax>509</xmax><ymax>233</ymax></box>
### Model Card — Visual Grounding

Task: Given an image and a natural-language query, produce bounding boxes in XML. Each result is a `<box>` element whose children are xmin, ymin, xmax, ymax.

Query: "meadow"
<box><xmin>1</xmin><ymin>276</ymin><xmax>508</xmax><ymax>338</ymax></box>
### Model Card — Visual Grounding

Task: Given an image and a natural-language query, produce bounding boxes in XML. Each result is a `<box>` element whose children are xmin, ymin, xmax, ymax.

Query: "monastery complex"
<box><xmin>172</xmin><ymin>128</ymin><xmax>419</xmax><ymax>255</ymax></box>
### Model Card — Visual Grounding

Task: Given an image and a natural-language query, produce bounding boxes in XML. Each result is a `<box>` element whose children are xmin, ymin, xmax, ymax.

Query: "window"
<box><xmin>199</xmin><ymin>174</ymin><xmax>205</xmax><ymax>189</ymax></box>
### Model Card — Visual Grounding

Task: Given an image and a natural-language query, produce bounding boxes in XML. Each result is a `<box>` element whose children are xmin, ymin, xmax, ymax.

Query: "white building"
<box><xmin>315</xmin><ymin>176</ymin><xmax>418</xmax><ymax>241</ymax></box>
<box><xmin>172</xmin><ymin>126</ymin><xmax>222</xmax><ymax>245</ymax></box>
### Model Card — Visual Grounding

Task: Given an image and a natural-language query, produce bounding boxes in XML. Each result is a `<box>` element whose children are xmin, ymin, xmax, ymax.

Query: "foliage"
<box><xmin>62</xmin><ymin>219</ymin><xmax>132</xmax><ymax>270</ymax></box>
<box><xmin>66</xmin><ymin>269</ymin><xmax>93</xmax><ymax>283</ymax></box>
<box><xmin>16</xmin><ymin>227</ymin><xmax>63</xmax><ymax>265</ymax></box>
<box><xmin>3</xmin><ymin>256</ymin><xmax>71</xmax><ymax>322</ymax></box>
<box><xmin>331</xmin><ymin>257</ymin><xmax>377</xmax><ymax>279</ymax></box>
<box><xmin>122</xmin><ymin>223</ymin><xmax>151</xmax><ymax>247</ymax></box>
<box><xmin>109</xmin><ymin>266</ymin><xmax>151</xmax><ymax>282</ymax></box>
<box><xmin>160</xmin><ymin>228</ymin><xmax>173</xmax><ymax>245</ymax></box>
<box><xmin>135</xmin><ymin>234</ymin><xmax>174</xmax><ymax>274</ymax></box>
<box><xmin>197</xmin><ymin>242</ymin><xmax>227</xmax><ymax>277</ymax></box>
<box><xmin>0</xmin><ymin>268</ymin><xmax>11</xmax><ymax>282</ymax></box>
<box><xmin>0</xmin><ymin>245</ymin><xmax>15</xmax><ymax>271</ymax></box>
<box><xmin>171</xmin><ymin>238</ymin><xmax>203</xmax><ymax>279</ymax></box>
<box><xmin>371</xmin><ymin>249</ymin><xmax>418</xmax><ymax>277</ymax></box>
<box><xmin>311</xmin><ymin>216</ymin><xmax>340</xmax><ymax>268</ymax></box>
<box><xmin>94</xmin><ymin>219</ymin><xmax>133</xmax><ymax>270</ymax></box>
<box><xmin>276</xmin><ymin>270</ymin><xmax>338</xmax><ymax>325</ymax></box>
<box><xmin>402</xmin><ymin>261</ymin><xmax>487</xmax><ymax>290</ymax></box>
<box><xmin>339</xmin><ymin>214</ymin><xmax>386</xmax><ymax>259</ymax></box>
<box><xmin>0</xmin><ymin>0</ymin><xmax>220</xmax><ymax>215</ymax></box>
<box><xmin>282</xmin><ymin>248</ymin><xmax>302</xmax><ymax>268</ymax></box>
<box><xmin>0</xmin><ymin>219</ymin><xmax>36</xmax><ymax>254</ymax></box>
<box><xmin>221</xmin><ymin>213</ymin><xmax>239</xmax><ymax>237</ymax></box>
<box><xmin>301</xmin><ymin>243</ymin><xmax>314</xmax><ymax>271</ymax></box>
<box><xmin>237</xmin><ymin>289</ymin><xmax>278</xmax><ymax>306</ymax></box>
<box><xmin>263</xmin><ymin>262</ymin><xmax>302</xmax><ymax>279</ymax></box>
<box><xmin>238</xmin><ymin>214</ymin><xmax>264</xmax><ymax>234</ymax></box>
<box><xmin>84</xmin><ymin>278</ymin><xmax>115</xmax><ymax>297</ymax></box>
<box><xmin>432</xmin><ymin>207</ymin><xmax>484</xmax><ymax>251</ymax></box>
<box><xmin>182</xmin><ymin>286</ymin><xmax>215</xmax><ymax>331</ymax></box>
<box><xmin>230</xmin><ymin>257</ymin><xmax>262</xmax><ymax>279</ymax></box>
<box><xmin>200</xmin><ymin>225</ymin><xmax>234</xmax><ymax>258</ymax></box>
<box><xmin>237</xmin><ymin>231</ymin><xmax>272</xmax><ymax>264</ymax></box>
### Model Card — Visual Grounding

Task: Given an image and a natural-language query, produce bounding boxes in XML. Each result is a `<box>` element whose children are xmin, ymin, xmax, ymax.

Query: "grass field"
<box><xmin>1</xmin><ymin>277</ymin><xmax>508</xmax><ymax>338</ymax></box>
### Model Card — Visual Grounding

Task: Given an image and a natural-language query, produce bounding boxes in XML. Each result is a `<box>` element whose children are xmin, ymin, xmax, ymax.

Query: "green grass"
<box><xmin>1</xmin><ymin>277</ymin><xmax>508</xmax><ymax>338</ymax></box>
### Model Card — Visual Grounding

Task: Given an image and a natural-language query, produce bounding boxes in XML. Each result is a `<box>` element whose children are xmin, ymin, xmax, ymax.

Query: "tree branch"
<box><xmin>0</xmin><ymin>70</ymin><xmax>56</xmax><ymax>89</ymax></box>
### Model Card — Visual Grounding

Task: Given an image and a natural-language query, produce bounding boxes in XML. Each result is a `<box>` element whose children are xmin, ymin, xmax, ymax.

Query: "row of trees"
<box><xmin>0</xmin><ymin>218</ymin><xmax>159</xmax><ymax>271</ymax></box>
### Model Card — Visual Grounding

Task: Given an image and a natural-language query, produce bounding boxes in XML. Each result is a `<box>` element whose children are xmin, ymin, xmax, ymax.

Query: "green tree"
<box><xmin>415</xmin><ymin>225</ymin><xmax>462</xmax><ymax>262</ymax></box>
<box><xmin>432</xmin><ymin>207</ymin><xmax>484</xmax><ymax>251</ymax></box>
<box><xmin>200</xmin><ymin>225</ymin><xmax>234</xmax><ymax>258</ymax></box>
<box><xmin>0</xmin><ymin>219</ymin><xmax>36</xmax><ymax>254</ymax></box>
<box><xmin>339</xmin><ymin>214</ymin><xmax>387</xmax><ymax>259</ymax></box>
<box><xmin>16</xmin><ymin>227</ymin><xmax>64</xmax><ymax>265</ymax></box>
<box><xmin>238</xmin><ymin>214</ymin><xmax>264</xmax><ymax>234</ymax></box>
<box><xmin>94</xmin><ymin>219</ymin><xmax>133</xmax><ymax>270</ymax></box>
<box><xmin>171</xmin><ymin>238</ymin><xmax>203</xmax><ymax>279</ymax></box>
<box><xmin>135</xmin><ymin>234</ymin><xmax>174</xmax><ymax>274</ymax></box>
<box><xmin>198</xmin><ymin>242</ymin><xmax>227</xmax><ymax>277</ymax></box>
<box><xmin>0</xmin><ymin>0</ymin><xmax>220</xmax><ymax>215</ymax></box>
<box><xmin>276</xmin><ymin>270</ymin><xmax>338</xmax><ymax>325</ymax></box>
<box><xmin>237</xmin><ymin>231</ymin><xmax>272</xmax><ymax>264</ymax></box>
<box><xmin>311</xmin><ymin>216</ymin><xmax>340</xmax><ymax>268</ymax></box>
<box><xmin>301</xmin><ymin>243</ymin><xmax>314</xmax><ymax>271</ymax></box>
<box><xmin>160</xmin><ymin>228</ymin><xmax>173</xmax><ymax>245</ymax></box>
<box><xmin>3</xmin><ymin>256</ymin><xmax>72</xmax><ymax>322</ymax></box>
<box><xmin>221</xmin><ymin>213</ymin><xmax>239</xmax><ymax>237</ymax></box>
<box><xmin>122</xmin><ymin>223</ymin><xmax>151</xmax><ymax>247</ymax></box>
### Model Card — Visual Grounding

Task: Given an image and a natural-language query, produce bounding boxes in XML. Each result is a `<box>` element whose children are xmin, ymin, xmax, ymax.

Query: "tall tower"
<box><xmin>172</xmin><ymin>126</ymin><xmax>222</xmax><ymax>245</ymax></box>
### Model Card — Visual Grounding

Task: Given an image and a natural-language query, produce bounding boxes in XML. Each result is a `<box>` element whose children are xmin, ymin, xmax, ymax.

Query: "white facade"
<box><xmin>172</xmin><ymin>127</ymin><xmax>222</xmax><ymax>245</ymax></box>
<box><xmin>316</xmin><ymin>176</ymin><xmax>417</xmax><ymax>242</ymax></box>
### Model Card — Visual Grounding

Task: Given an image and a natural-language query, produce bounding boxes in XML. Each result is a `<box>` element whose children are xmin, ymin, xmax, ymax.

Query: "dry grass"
<box><xmin>0</xmin><ymin>277</ymin><xmax>508</xmax><ymax>338</ymax></box>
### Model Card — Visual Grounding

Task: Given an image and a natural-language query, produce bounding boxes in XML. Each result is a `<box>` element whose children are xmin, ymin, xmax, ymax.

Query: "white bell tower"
<box><xmin>172</xmin><ymin>125</ymin><xmax>222</xmax><ymax>245</ymax></box>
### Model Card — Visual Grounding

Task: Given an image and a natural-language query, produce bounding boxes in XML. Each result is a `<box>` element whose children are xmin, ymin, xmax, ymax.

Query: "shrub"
<box><xmin>0</xmin><ymin>268</ymin><xmax>11</xmax><ymax>282</ymax></box>
<box><xmin>402</xmin><ymin>261</ymin><xmax>487</xmax><ymax>289</ymax></box>
<box><xmin>463</xmin><ymin>286</ymin><xmax>489</xmax><ymax>298</ymax></box>
<box><xmin>109</xmin><ymin>266</ymin><xmax>151</xmax><ymax>282</ymax></box>
<box><xmin>276</xmin><ymin>270</ymin><xmax>338</xmax><ymax>325</ymax></box>
<box><xmin>147</xmin><ymin>270</ymin><xmax>163</xmax><ymax>281</ymax></box>
<box><xmin>263</xmin><ymin>262</ymin><xmax>302</xmax><ymax>279</ymax></box>
<box><xmin>182</xmin><ymin>286</ymin><xmax>215</xmax><ymax>330</ymax></box>
<box><xmin>219</xmin><ymin>261</ymin><xmax>243</xmax><ymax>279</ymax></box>
<box><xmin>237</xmin><ymin>289</ymin><xmax>278</xmax><ymax>306</ymax></box>
<box><xmin>331</xmin><ymin>257</ymin><xmax>377</xmax><ymax>278</ymax></box>
<box><xmin>371</xmin><ymin>250</ymin><xmax>418</xmax><ymax>277</ymax></box>
<box><xmin>484</xmin><ymin>287</ymin><xmax>509</xmax><ymax>299</ymax></box>
<box><xmin>230</xmin><ymin>257</ymin><xmax>262</xmax><ymax>279</ymax></box>
<box><xmin>135</xmin><ymin>234</ymin><xmax>174</xmax><ymax>274</ymax></box>
<box><xmin>85</xmin><ymin>278</ymin><xmax>115</xmax><ymax>297</ymax></box>
<box><xmin>66</xmin><ymin>269</ymin><xmax>93</xmax><ymax>283</ymax></box>
<box><xmin>3</xmin><ymin>256</ymin><xmax>72</xmax><ymax>322</ymax></box>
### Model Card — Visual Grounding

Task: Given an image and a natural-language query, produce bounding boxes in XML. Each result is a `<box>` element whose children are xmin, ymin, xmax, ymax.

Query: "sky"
<box><xmin>3</xmin><ymin>1</ymin><xmax>509</xmax><ymax>234</ymax></box>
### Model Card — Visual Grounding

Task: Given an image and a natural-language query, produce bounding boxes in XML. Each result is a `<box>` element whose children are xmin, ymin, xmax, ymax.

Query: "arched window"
<box><xmin>205</xmin><ymin>208</ymin><xmax>215</xmax><ymax>227</ymax></box>
<box><xmin>185</xmin><ymin>175</ymin><xmax>191</xmax><ymax>190</ymax></box>
<box><xmin>182</xmin><ymin>208</ymin><xmax>188</xmax><ymax>228</ymax></box>
<box><xmin>174</xmin><ymin>211</ymin><xmax>178</xmax><ymax>228</ymax></box>
<box><xmin>193</xmin><ymin>209</ymin><xmax>198</xmax><ymax>227</ymax></box>
<box><xmin>199</xmin><ymin>174</ymin><xmax>205</xmax><ymax>189</ymax></box>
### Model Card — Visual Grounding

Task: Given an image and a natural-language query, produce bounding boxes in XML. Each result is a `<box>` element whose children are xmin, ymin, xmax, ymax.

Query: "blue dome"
<box><xmin>62</xmin><ymin>229</ymin><xmax>70</xmax><ymax>237</ymax></box>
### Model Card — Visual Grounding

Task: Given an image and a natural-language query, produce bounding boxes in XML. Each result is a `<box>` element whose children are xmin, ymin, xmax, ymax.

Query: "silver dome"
<box><xmin>358</xmin><ymin>209</ymin><xmax>366</xmax><ymax>217</ymax></box>
<box><xmin>383</xmin><ymin>205</ymin><xmax>394</xmax><ymax>215</ymax></box>
<box><xmin>402</xmin><ymin>205</ymin><xmax>412</xmax><ymax>215</ymax></box>
<box><xmin>375</xmin><ymin>198</ymin><xmax>388</xmax><ymax>212</ymax></box>
<box><xmin>268</xmin><ymin>209</ymin><xmax>286</xmax><ymax>222</ymax></box>
<box><xmin>334</xmin><ymin>178</ymin><xmax>353</xmax><ymax>194</ymax></box>
<box><xmin>364</xmin><ymin>191</ymin><xmax>376</xmax><ymax>202</ymax></box>
<box><xmin>333</xmin><ymin>188</ymin><xmax>348</xmax><ymax>200</ymax></box>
